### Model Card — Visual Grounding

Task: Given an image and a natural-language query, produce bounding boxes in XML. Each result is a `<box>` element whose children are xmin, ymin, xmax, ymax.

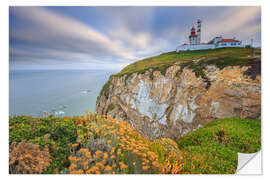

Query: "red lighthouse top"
<box><xmin>190</xmin><ymin>26</ymin><xmax>196</xmax><ymax>35</ymax></box>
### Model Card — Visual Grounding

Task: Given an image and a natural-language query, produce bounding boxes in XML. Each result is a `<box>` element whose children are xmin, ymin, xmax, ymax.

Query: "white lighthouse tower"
<box><xmin>189</xmin><ymin>26</ymin><xmax>197</xmax><ymax>45</ymax></box>
<box><xmin>196</xmin><ymin>19</ymin><xmax>202</xmax><ymax>45</ymax></box>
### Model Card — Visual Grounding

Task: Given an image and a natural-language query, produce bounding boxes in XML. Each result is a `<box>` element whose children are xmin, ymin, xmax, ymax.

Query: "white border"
<box><xmin>2</xmin><ymin>0</ymin><xmax>269</xmax><ymax>180</ymax></box>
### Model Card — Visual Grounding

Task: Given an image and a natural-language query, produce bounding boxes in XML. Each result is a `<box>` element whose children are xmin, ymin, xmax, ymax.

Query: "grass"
<box><xmin>117</xmin><ymin>47</ymin><xmax>254</xmax><ymax>77</ymax></box>
<box><xmin>177</xmin><ymin>118</ymin><xmax>261</xmax><ymax>174</ymax></box>
<box><xmin>9</xmin><ymin>114</ymin><xmax>261</xmax><ymax>174</ymax></box>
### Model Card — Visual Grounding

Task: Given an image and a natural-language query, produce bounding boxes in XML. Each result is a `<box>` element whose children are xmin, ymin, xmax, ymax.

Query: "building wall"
<box><xmin>217</xmin><ymin>42</ymin><xmax>244</xmax><ymax>48</ymax></box>
<box><xmin>177</xmin><ymin>42</ymin><xmax>245</xmax><ymax>52</ymax></box>
<box><xmin>177</xmin><ymin>44</ymin><xmax>215</xmax><ymax>51</ymax></box>
<box><xmin>190</xmin><ymin>36</ymin><xmax>197</xmax><ymax>45</ymax></box>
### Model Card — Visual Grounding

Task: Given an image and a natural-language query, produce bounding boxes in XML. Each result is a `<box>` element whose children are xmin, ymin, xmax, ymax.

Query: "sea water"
<box><xmin>9</xmin><ymin>69</ymin><xmax>116</xmax><ymax>117</ymax></box>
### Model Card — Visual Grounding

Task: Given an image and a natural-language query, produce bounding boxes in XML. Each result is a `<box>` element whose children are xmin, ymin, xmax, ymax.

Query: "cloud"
<box><xmin>203</xmin><ymin>7</ymin><xmax>261</xmax><ymax>41</ymax></box>
<box><xmin>9</xmin><ymin>6</ymin><xmax>261</xmax><ymax>70</ymax></box>
<box><xmin>10</xmin><ymin>7</ymin><xmax>137</xmax><ymax>64</ymax></box>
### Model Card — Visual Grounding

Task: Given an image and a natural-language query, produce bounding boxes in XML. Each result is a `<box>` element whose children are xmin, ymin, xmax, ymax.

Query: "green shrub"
<box><xmin>9</xmin><ymin>116</ymin><xmax>78</xmax><ymax>173</ymax></box>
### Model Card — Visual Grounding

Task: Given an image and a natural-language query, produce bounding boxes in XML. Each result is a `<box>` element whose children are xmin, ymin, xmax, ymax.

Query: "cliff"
<box><xmin>96</xmin><ymin>48</ymin><xmax>261</xmax><ymax>140</ymax></box>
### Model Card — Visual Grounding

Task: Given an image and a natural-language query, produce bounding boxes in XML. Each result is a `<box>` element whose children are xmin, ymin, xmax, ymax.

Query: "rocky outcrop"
<box><xmin>96</xmin><ymin>60</ymin><xmax>261</xmax><ymax>140</ymax></box>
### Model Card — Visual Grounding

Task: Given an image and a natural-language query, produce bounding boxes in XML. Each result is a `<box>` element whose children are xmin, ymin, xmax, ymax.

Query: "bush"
<box><xmin>9</xmin><ymin>116</ymin><xmax>78</xmax><ymax>173</ymax></box>
<box><xmin>9</xmin><ymin>140</ymin><xmax>51</xmax><ymax>174</ymax></box>
<box><xmin>63</xmin><ymin>113</ymin><xmax>164</xmax><ymax>174</ymax></box>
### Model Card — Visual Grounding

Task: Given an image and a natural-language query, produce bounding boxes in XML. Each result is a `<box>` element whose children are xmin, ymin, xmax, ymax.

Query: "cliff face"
<box><xmin>96</xmin><ymin>57</ymin><xmax>261</xmax><ymax>140</ymax></box>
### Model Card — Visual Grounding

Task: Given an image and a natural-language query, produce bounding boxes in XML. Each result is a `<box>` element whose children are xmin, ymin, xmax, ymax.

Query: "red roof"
<box><xmin>200</xmin><ymin>42</ymin><xmax>207</xmax><ymax>45</ymax></box>
<box><xmin>219</xmin><ymin>39</ymin><xmax>239</xmax><ymax>43</ymax></box>
<box><xmin>182</xmin><ymin>43</ymin><xmax>188</xmax><ymax>46</ymax></box>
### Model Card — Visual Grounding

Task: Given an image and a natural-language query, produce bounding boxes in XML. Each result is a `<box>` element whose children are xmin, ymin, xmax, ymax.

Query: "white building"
<box><xmin>177</xmin><ymin>20</ymin><xmax>244</xmax><ymax>51</ymax></box>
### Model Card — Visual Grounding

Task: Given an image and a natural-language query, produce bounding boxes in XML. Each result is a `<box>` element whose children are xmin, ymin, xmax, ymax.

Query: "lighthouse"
<box><xmin>189</xmin><ymin>26</ymin><xmax>197</xmax><ymax>45</ymax></box>
<box><xmin>196</xmin><ymin>19</ymin><xmax>202</xmax><ymax>45</ymax></box>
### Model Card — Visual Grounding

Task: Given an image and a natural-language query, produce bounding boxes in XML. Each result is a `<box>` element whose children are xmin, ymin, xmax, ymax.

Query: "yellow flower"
<box><xmin>95</xmin><ymin>150</ymin><xmax>102</xmax><ymax>156</ymax></box>
<box><xmin>69</xmin><ymin>163</ymin><xmax>77</xmax><ymax>170</ymax></box>
<box><xmin>111</xmin><ymin>147</ymin><xmax>116</xmax><ymax>153</ymax></box>
<box><xmin>142</xmin><ymin>166</ymin><xmax>150</xmax><ymax>171</ymax></box>
<box><xmin>117</xmin><ymin>149</ymin><xmax>121</xmax><ymax>155</ymax></box>
<box><xmin>96</xmin><ymin>162</ymin><xmax>104</xmax><ymax>170</ymax></box>
<box><xmin>119</xmin><ymin>162</ymin><xmax>128</xmax><ymax>170</ymax></box>
<box><xmin>85</xmin><ymin>151</ymin><xmax>91</xmax><ymax>158</ymax></box>
<box><xmin>112</xmin><ymin>164</ymin><xmax>116</xmax><ymax>168</ymax></box>
<box><xmin>72</xmin><ymin>143</ymin><xmax>78</xmax><ymax>148</ymax></box>
<box><xmin>68</xmin><ymin>156</ymin><xmax>74</xmax><ymax>161</ymax></box>
<box><xmin>103</xmin><ymin>152</ymin><xmax>108</xmax><ymax>159</ymax></box>
<box><xmin>107</xmin><ymin>140</ymin><xmax>112</xmax><ymax>144</ymax></box>
<box><xmin>88</xmin><ymin>132</ymin><xmax>93</xmax><ymax>136</ymax></box>
<box><xmin>86</xmin><ymin>169</ymin><xmax>93</xmax><ymax>174</ymax></box>
<box><xmin>83</xmin><ymin>161</ymin><xmax>88</xmax><ymax>170</ymax></box>
<box><xmin>110</xmin><ymin>155</ymin><xmax>115</xmax><ymax>159</ymax></box>
<box><xmin>104</xmin><ymin>165</ymin><xmax>112</xmax><ymax>171</ymax></box>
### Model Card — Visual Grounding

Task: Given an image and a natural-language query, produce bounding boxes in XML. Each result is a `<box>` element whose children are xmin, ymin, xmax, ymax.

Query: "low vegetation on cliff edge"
<box><xmin>9</xmin><ymin>114</ymin><xmax>260</xmax><ymax>174</ymax></box>
<box><xmin>117</xmin><ymin>47</ymin><xmax>259</xmax><ymax>76</ymax></box>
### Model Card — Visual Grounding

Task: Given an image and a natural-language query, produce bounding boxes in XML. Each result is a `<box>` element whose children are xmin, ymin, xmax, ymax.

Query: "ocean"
<box><xmin>9</xmin><ymin>69</ymin><xmax>116</xmax><ymax>117</ymax></box>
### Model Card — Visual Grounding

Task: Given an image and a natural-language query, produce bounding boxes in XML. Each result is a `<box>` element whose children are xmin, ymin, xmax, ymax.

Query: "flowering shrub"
<box><xmin>63</xmin><ymin>113</ymin><xmax>164</xmax><ymax>174</ymax></box>
<box><xmin>150</xmin><ymin>138</ymin><xmax>184</xmax><ymax>174</ymax></box>
<box><xmin>9</xmin><ymin>140</ymin><xmax>51</xmax><ymax>174</ymax></box>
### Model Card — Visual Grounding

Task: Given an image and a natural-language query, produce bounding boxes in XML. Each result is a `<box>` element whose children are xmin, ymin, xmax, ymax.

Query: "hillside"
<box><xmin>9</xmin><ymin>114</ymin><xmax>260</xmax><ymax>174</ymax></box>
<box><xmin>96</xmin><ymin>47</ymin><xmax>261</xmax><ymax>140</ymax></box>
<box><xmin>116</xmin><ymin>47</ymin><xmax>258</xmax><ymax>77</ymax></box>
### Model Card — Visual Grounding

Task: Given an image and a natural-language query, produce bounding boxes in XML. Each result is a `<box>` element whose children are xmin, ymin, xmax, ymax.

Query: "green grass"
<box><xmin>9</xmin><ymin>115</ymin><xmax>79</xmax><ymax>173</ymax></box>
<box><xmin>177</xmin><ymin>118</ymin><xmax>261</xmax><ymax>174</ymax></box>
<box><xmin>117</xmin><ymin>47</ymin><xmax>254</xmax><ymax>77</ymax></box>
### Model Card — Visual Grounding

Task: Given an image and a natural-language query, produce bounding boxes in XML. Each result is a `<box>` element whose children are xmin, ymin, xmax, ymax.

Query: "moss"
<box><xmin>105</xmin><ymin>104</ymin><xmax>115</xmax><ymax>114</ymax></box>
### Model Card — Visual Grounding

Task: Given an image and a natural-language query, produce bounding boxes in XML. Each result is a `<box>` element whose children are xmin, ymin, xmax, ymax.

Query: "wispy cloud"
<box><xmin>10</xmin><ymin>7</ymin><xmax>137</xmax><ymax>66</ymax></box>
<box><xmin>9</xmin><ymin>6</ymin><xmax>261</xmax><ymax>70</ymax></box>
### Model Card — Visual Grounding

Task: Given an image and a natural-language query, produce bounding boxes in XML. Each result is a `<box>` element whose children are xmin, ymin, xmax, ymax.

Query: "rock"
<box><xmin>206</xmin><ymin>65</ymin><xmax>217</xmax><ymax>72</ymax></box>
<box><xmin>224</xmin><ymin>89</ymin><xmax>247</xmax><ymax>98</ymax></box>
<box><xmin>96</xmin><ymin>64</ymin><xmax>261</xmax><ymax>140</ymax></box>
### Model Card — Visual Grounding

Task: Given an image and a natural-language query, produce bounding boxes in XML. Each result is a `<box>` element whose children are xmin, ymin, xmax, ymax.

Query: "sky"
<box><xmin>9</xmin><ymin>6</ymin><xmax>261</xmax><ymax>70</ymax></box>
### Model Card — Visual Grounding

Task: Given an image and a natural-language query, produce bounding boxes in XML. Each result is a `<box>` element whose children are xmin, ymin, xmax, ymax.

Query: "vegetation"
<box><xmin>106</xmin><ymin>104</ymin><xmax>115</xmax><ymax>114</ymax></box>
<box><xmin>177</xmin><ymin>118</ymin><xmax>261</xmax><ymax>174</ymax></box>
<box><xmin>9</xmin><ymin>113</ymin><xmax>260</xmax><ymax>174</ymax></box>
<box><xmin>9</xmin><ymin>140</ymin><xmax>51</xmax><ymax>174</ymax></box>
<box><xmin>9</xmin><ymin>115</ymin><xmax>78</xmax><ymax>173</ymax></box>
<box><xmin>117</xmin><ymin>47</ymin><xmax>254</xmax><ymax>77</ymax></box>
